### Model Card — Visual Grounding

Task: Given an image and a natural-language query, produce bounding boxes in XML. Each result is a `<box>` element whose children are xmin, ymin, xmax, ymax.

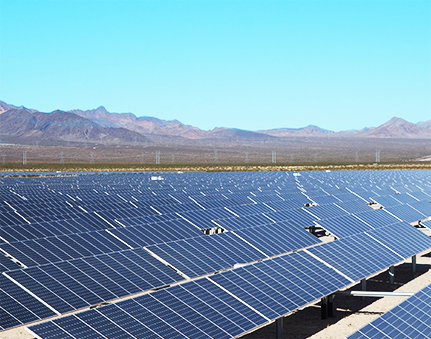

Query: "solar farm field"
<box><xmin>0</xmin><ymin>170</ymin><xmax>431</xmax><ymax>338</ymax></box>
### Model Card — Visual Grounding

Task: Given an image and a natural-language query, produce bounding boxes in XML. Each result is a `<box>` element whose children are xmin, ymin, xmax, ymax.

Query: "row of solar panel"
<box><xmin>27</xmin><ymin>251</ymin><xmax>352</xmax><ymax>339</ymax></box>
<box><xmin>0</xmin><ymin>248</ymin><xmax>183</xmax><ymax>330</ymax></box>
<box><xmin>2</xmin><ymin>220</ymin><xmax>425</xmax><ymax>334</ymax></box>
<box><xmin>27</xmin><ymin>223</ymin><xmax>431</xmax><ymax>339</ymax></box>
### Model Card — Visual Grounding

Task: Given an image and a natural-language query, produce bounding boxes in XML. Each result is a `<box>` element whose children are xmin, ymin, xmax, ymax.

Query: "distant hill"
<box><xmin>259</xmin><ymin>125</ymin><xmax>334</xmax><ymax>137</ymax></box>
<box><xmin>0</xmin><ymin>100</ymin><xmax>38</xmax><ymax>114</ymax></box>
<box><xmin>204</xmin><ymin>127</ymin><xmax>275</xmax><ymax>141</ymax></box>
<box><xmin>351</xmin><ymin>117</ymin><xmax>429</xmax><ymax>138</ymax></box>
<box><xmin>0</xmin><ymin>108</ymin><xmax>150</xmax><ymax>144</ymax></box>
<box><xmin>70</xmin><ymin>106</ymin><xmax>206</xmax><ymax>139</ymax></box>
<box><xmin>2</xmin><ymin>100</ymin><xmax>431</xmax><ymax>143</ymax></box>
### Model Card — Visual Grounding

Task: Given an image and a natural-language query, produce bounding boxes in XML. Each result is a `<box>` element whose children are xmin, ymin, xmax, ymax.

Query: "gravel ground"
<box><xmin>1</xmin><ymin>249</ymin><xmax>430</xmax><ymax>339</ymax></box>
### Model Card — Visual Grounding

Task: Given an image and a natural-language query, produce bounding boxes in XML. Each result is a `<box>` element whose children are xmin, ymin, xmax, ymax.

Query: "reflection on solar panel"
<box><xmin>347</xmin><ymin>284</ymin><xmax>431</xmax><ymax>339</ymax></box>
<box><xmin>0</xmin><ymin>169</ymin><xmax>428</xmax><ymax>336</ymax></box>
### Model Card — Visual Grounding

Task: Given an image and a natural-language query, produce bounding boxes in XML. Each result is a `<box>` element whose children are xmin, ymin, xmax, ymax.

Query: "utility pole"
<box><xmin>272</xmin><ymin>151</ymin><xmax>277</xmax><ymax>164</ymax></box>
<box><xmin>376</xmin><ymin>150</ymin><xmax>380</xmax><ymax>163</ymax></box>
<box><xmin>23</xmin><ymin>150</ymin><xmax>27</xmax><ymax>165</ymax></box>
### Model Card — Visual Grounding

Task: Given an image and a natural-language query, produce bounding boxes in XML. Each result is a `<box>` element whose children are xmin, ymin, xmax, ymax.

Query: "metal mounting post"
<box><xmin>328</xmin><ymin>294</ymin><xmax>334</xmax><ymax>318</ymax></box>
<box><xmin>361</xmin><ymin>279</ymin><xmax>366</xmax><ymax>300</ymax></box>
<box><xmin>389</xmin><ymin>266</ymin><xmax>394</xmax><ymax>284</ymax></box>
<box><xmin>321</xmin><ymin>296</ymin><xmax>328</xmax><ymax>319</ymax></box>
<box><xmin>412</xmin><ymin>255</ymin><xmax>416</xmax><ymax>273</ymax></box>
<box><xmin>276</xmin><ymin>317</ymin><xmax>283</xmax><ymax>339</ymax></box>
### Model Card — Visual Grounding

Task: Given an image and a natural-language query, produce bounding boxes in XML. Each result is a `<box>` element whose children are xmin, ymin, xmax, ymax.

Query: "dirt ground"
<box><xmin>1</xmin><ymin>249</ymin><xmax>430</xmax><ymax>339</ymax></box>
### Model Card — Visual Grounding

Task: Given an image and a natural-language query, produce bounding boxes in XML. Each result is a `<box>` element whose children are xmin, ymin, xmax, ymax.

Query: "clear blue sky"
<box><xmin>1</xmin><ymin>0</ymin><xmax>430</xmax><ymax>131</ymax></box>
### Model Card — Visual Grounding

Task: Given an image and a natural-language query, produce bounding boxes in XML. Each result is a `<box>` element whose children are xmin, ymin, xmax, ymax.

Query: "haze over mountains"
<box><xmin>0</xmin><ymin>100</ymin><xmax>430</xmax><ymax>145</ymax></box>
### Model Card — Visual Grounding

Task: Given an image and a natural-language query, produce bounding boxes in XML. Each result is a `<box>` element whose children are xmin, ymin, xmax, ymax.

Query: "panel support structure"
<box><xmin>361</xmin><ymin>278</ymin><xmax>366</xmax><ymax>300</ymax></box>
<box><xmin>276</xmin><ymin>317</ymin><xmax>283</xmax><ymax>339</ymax></box>
<box><xmin>389</xmin><ymin>266</ymin><xmax>395</xmax><ymax>284</ymax></box>
<box><xmin>321</xmin><ymin>295</ymin><xmax>335</xmax><ymax>319</ymax></box>
<box><xmin>412</xmin><ymin>255</ymin><xmax>417</xmax><ymax>273</ymax></box>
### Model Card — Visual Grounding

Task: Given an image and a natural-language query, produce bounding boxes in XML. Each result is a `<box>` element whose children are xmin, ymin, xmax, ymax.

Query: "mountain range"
<box><xmin>0</xmin><ymin>100</ymin><xmax>430</xmax><ymax>145</ymax></box>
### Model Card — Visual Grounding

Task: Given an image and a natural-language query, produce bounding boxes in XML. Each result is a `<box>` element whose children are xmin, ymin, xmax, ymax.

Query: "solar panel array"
<box><xmin>348</xmin><ymin>283</ymin><xmax>431</xmax><ymax>338</ymax></box>
<box><xmin>0</xmin><ymin>169</ymin><xmax>430</xmax><ymax>338</ymax></box>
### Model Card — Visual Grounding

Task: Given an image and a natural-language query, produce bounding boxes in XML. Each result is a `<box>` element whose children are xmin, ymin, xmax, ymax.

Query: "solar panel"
<box><xmin>306</xmin><ymin>231</ymin><xmax>404</xmax><ymax>282</ymax></box>
<box><xmin>232</xmin><ymin>221</ymin><xmax>321</xmax><ymax>256</ymax></box>
<box><xmin>365</xmin><ymin>223</ymin><xmax>431</xmax><ymax>259</ymax></box>
<box><xmin>264</xmin><ymin>208</ymin><xmax>317</xmax><ymax>226</ymax></box>
<box><xmin>27</xmin><ymin>248</ymin><xmax>353</xmax><ymax>339</ymax></box>
<box><xmin>0</xmin><ymin>276</ymin><xmax>57</xmax><ymax>331</ymax></box>
<box><xmin>385</xmin><ymin>204</ymin><xmax>427</xmax><ymax>223</ymax></box>
<box><xmin>146</xmin><ymin>232</ymin><xmax>265</xmax><ymax>278</ymax></box>
<box><xmin>214</xmin><ymin>214</ymin><xmax>274</xmax><ymax>230</ymax></box>
<box><xmin>315</xmin><ymin>214</ymin><xmax>374</xmax><ymax>238</ymax></box>
<box><xmin>354</xmin><ymin>209</ymin><xmax>402</xmax><ymax>227</ymax></box>
<box><xmin>347</xmin><ymin>284</ymin><xmax>431</xmax><ymax>339</ymax></box>
<box><xmin>305</xmin><ymin>203</ymin><xmax>350</xmax><ymax>220</ymax></box>
<box><xmin>3</xmin><ymin>248</ymin><xmax>184</xmax><ymax>317</ymax></box>
<box><xmin>29</xmin><ymin>276</ymin><xmax>269</xmax><ymax>339</ymax></box>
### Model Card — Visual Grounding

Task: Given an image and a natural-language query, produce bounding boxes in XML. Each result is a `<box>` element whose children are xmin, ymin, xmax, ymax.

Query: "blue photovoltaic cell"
<box><xmin>371</xmin><ymin>195</ymin><xmax>402</xmax><ymax>208</ymax></box>
<box><xmin>264</xmin><ymin>208</ymin><xmax>316</xmax><ymax>226</ymax></box>
<box><xmin>151</xmin><ymin>288</ymin><xmax>229</xmax><ymax>338</ymax></box>
<box><xmin>408</xmin><ymin>200</ymin><xmax>431</xmax><ymax>216</ymax></box>
<box><xmin>28</xmin><ymin>274</ymin><xmax>270</xmax><ymax>339</ymax></box>
<box><xmin>0</xmin><ymin>276</ymin><xmax>56</xmax><ymax>330</ymax></box>
<box><xmin>232</xmin><ymin>221</ymin><xmax>320</xmax><ymax>256</ymax></box>
<box><xmin>309</xmin><ymin>195</ymin><xmax>340</xmax><ymax>205</ymax></box>
<box><xmin>0</xmin><ymin>254</ymin><xmax>20</xmax><ymax>272</ymax></box>
<box><xmin>208</xmin><ymin>251</ymin><xmax>351</xmax><ymax>320</ymax></box>
<box><xmin>316</xmin><ymin>214</ymin><xmax>374</xmax><ymax>238</ymax></box>
<box><xmin>305</xmin><ymin>204</ymin><xmax>349</xmax><ymax>220</ymax></box>
<box><xmin>28</xmin><ymin>321</ymin><xmax>75</xmax><ymax>339</ymax></box>
<box><xmin>96</xmin><ymin>303</ymin><xmax>165</xmax><ymax>339</ymax></box>
<box><xmin>408</xmin><ymin>191</ymin><xmax>431</xmax><ymax>201</ymax></box>
<box><xmin>214</xmin><ymin>214</ymin><xmax>274</xmax><ymax>230</ymax></box>
<box><xmin>226</xmin><ymin>203</ymin><xmax>274</xmax><ymax>216</ymax></box>
<box><xmin>307</xmin><ymin>232</ymin><xmax>403</xmax><ymax>282</ymax></box>
<box><xmin>5</xmin><ymin>248</ymin><xmax>184</xmax><ymax>319</ymax></box>
<box><xmin>334</xmin><ymin>200</ymin><xmax>371</xmax><ymax>214</ymax></box>
<box><xmin>109</xmin><ymin>218</ymin><xmax>202</xmax><ymax>248</ymax></box>
<box><xmin>391</xmin><ymin>194</ymin><xmax>420</xmax><ymax>204</ymax></box>
<box><xmin>146</xmin><ymin>232</ymin><xmax>265</xmax><ymax>278</ymax></box>
<box><xmin>354</xmin><ymin>209</ymin><xmax>402</xmax><ymax>228</ymax></box>
<box><xmin>384</xmin><ymin>204</ymin><xmax>426</xmax><ymax>223</ymax></box>
<box><xmin>348</xmin><ymin>284</ymin><xmax>431</xmax><ymax>339</ymax></box>
<box><xmin>365</xmin><ymin>223</ymin><xmax>431</xmax><ymax>259</ymax></box>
